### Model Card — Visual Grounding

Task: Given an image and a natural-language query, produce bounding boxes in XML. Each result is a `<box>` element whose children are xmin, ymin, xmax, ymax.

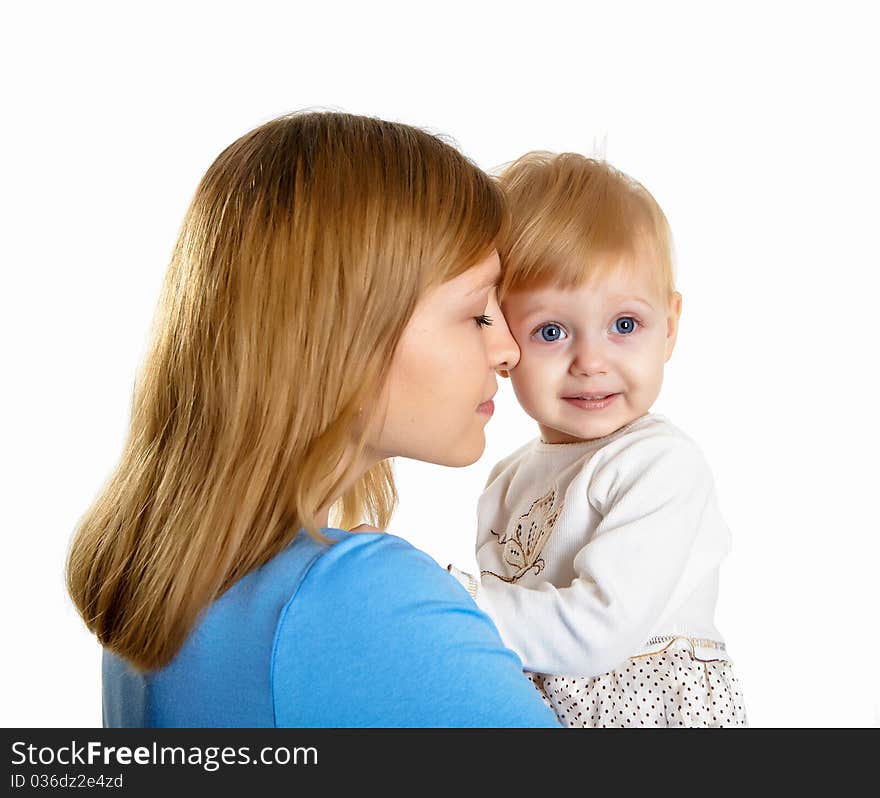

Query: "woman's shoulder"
<box><xmin>245</xmin><ymin>529</ymin><xmax>468</xmax><ymax>647</ymax></box>
<box><xmin>272</xmin><ymin>528</ymin><xmax>496</xmax><ymax>662</ymax></box>
<box><xmin>294</xmin><ymin>528</ymin><xmax>451</xmax><ymax>587</ymax></box>
<box><xmin>269</xmin><ymin>529</ymin><xmax>559</xmax><ymax>727</ymax></box>
<box><xmin>270</xmin><ymin>528</ymin><xmax>467</xmax><ymax>609</ymax></box>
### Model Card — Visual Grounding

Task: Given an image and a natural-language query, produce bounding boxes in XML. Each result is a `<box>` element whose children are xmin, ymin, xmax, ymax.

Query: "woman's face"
<box><xmin>367</xmin><ymin>251</ymin><xmax>519</xmax><ymax>467</ymax></box>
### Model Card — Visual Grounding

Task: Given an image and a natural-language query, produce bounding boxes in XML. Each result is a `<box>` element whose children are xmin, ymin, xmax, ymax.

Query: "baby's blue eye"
<box><xmin>613</xmin><ymin>317</ymin><xmax>638</xmax><ymax>335</ymax></box>
<box><xmin>536</xmin><ymin>323</ymin><xmax>567</xmax><ymax>342</ymax></box>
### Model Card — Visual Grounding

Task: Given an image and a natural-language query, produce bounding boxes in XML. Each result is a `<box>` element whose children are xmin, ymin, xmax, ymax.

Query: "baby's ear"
<box><xmin>664</xmin><ymin>292</ymin><xmax>683</xmax><ymax>362</ymax></box>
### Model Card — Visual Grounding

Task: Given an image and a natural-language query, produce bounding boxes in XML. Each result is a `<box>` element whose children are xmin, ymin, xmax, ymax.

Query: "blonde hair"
<box><xmin>66</xmin><ymin>111</ymin><xmax>506</xmax><ymax>672</ymax></box>
<box><xmin>495</xmin><ymin>151</ymin><xmax>675</xmax><ymax>302</ymax></box>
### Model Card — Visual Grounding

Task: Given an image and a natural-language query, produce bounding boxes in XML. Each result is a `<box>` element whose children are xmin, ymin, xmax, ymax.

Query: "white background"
<box><xmin>3</xmin><ymin>1</ymin><xmax>878</xmax><ymax>727</ymax></box>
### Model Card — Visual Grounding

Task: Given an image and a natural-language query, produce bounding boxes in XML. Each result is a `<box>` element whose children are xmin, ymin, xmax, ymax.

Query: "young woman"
<box><xmin>67</xmin><ymin>111</ymin><xmax>559</xmax><ymax>727</ymax></box>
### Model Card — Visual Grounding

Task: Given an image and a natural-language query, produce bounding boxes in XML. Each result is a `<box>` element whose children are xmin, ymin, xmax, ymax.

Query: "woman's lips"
<box><xmin>476</xmin><ymin>399</ymin><xmax>495</xmax><ymax>416</ymax></box>
<box><xmin>562</xmin><ymin>393</ymin><xmax>619</xmax><ymax>411</ymax></box>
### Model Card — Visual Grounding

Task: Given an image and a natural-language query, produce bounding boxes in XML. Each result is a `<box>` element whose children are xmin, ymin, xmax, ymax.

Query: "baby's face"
<box><xmin>502</xmin><ymin>259</ymin><xmax>681</xmax><ymax>443</ymax></box>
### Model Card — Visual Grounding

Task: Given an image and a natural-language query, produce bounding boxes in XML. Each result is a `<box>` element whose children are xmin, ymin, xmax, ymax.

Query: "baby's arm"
<box><xmin>458</xmin><ymin>434</ymin><xmax>720</xmax><ymax>678</ymax></box>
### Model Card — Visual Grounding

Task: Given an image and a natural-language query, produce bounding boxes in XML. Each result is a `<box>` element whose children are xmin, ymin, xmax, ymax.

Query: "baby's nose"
<box><xmin>569</xmin><ymin>337</ymin><xmax>609</xmax><ymax>376</ymax></box>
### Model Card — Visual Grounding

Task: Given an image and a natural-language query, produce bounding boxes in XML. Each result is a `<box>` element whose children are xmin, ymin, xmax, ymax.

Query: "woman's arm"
<box><xmin>270</xmin><ymin>532</ymin><xmax>560</xmax><ymax>728</ymax></box>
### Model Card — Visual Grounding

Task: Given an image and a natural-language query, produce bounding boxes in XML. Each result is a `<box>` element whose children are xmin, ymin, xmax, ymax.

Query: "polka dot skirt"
<box><xmin>527</xmin><ymin>643</ymin><xmax>748</xmax><ymax>728</ymax></box>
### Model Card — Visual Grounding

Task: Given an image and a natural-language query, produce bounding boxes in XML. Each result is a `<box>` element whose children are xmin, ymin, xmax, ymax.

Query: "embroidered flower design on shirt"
<box><xmin>482</xmin><ymin>487</ymin><xmax>561</xmax><ymax>582</ymax></box>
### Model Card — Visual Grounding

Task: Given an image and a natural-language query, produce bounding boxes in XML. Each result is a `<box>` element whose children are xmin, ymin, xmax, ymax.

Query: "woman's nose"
<box><xmin>485</xmin><ymin>291</ymin><xmax>520</xmax><ymax>373</ymax></box>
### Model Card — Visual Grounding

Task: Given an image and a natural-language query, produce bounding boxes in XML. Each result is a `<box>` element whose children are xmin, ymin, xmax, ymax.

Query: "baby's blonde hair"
<box><xmin>66</xmin><ymin>111</ymin><xmax>506</xmax><ymax>672</ymax></box>
<box><xmin>496</xmin><ymin>151</ymin><xmax>675</xmax><ymax>303</ymax></box>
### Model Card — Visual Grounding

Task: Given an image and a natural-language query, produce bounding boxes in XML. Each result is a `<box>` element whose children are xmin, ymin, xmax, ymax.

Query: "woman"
<box><xmin>67</xmin><ymin>111</ymin><xmax>559</xmax><ymax>727</ymax></box>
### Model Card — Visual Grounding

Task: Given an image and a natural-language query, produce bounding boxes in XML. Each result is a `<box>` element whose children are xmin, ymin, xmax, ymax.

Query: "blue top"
<box><xmin>102</xmin><ymin>528</ymin><xmax>559</xmax><ymax>727</ymax></box>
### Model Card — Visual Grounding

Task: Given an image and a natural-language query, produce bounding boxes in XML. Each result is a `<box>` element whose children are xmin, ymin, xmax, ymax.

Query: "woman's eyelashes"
<box><xmin>530</xmin><ymin>316</ymin><xmax>642</xmax><ymax>342</ymax></box>
<box><xmin>474</xmin><ymin>314</ymin><xmax>493</xmax><ymax>328</ymax></box>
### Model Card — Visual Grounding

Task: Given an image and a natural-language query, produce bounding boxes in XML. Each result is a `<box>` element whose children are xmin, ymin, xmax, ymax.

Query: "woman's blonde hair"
<box><xmin>67</xmin><ymin>111</ymin><xmax>506</xmax><ymax>672</ymax></box>
<box><xmin>495</xmin><ymin>151</ymin><xmax>675</xmax><ymax>302</ymax></box>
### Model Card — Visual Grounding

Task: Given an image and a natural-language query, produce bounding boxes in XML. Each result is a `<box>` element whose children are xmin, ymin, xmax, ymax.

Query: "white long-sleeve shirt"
<box><xmin>457</xmin><ymin>413</ymin><xmax>732</xmax><ymax>679</ymax></box>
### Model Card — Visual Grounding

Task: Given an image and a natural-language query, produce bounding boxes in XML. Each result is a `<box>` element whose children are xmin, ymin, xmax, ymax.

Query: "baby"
<box><xmin>448</xmin><ymin>152</ymin><xmax>747</xmax><ymax>728</ymax></box>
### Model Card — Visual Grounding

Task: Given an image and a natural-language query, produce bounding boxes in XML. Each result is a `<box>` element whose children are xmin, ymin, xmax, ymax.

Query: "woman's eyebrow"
<box><xmin>468</xmin><ymin>270</ymin><xmax>502</xmax><ymax>295</ymax></box>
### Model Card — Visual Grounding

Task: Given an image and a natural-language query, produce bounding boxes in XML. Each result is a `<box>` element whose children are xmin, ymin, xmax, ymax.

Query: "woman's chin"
<box><xmin>431</xmin><ymin>433</ymin><xmax>486</xmax><ymax>468</ymax></box>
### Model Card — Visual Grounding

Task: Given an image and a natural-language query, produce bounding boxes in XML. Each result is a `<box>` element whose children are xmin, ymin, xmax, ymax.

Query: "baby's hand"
<box><xmin>350</xmin><ymin>523</ymin><xmax>382</xmax><ymax>533</ymax></box>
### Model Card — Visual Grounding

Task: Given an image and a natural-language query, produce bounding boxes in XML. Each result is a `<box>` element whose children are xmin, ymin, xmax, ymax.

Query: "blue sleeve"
<box><xmin>270</xmin><ymin>532</ymin><xmax>560</xmax><ymax>728</ymax></box>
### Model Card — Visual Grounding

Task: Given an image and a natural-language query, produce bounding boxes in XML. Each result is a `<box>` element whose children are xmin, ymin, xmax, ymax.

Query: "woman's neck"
<box><xmin>315</xmin><ymin>506</ymin><xmax>330</xmax><ymax>528</ymax></box>
<box><xmin>314</xmin><ymin>445</ymin><xmax>381</xmax><ymax>531</ymax></box>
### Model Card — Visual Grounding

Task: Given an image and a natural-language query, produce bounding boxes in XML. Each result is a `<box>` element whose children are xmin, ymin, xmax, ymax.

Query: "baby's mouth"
<box><xmin>564</xmin><ymin>393</ymin><xmax>618</xmax><ymax>400</ymax></box>
<box><xmin>562</xmin><ymin>393</ymin><xmax>621</xmax><ymax>410</ymax></box>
